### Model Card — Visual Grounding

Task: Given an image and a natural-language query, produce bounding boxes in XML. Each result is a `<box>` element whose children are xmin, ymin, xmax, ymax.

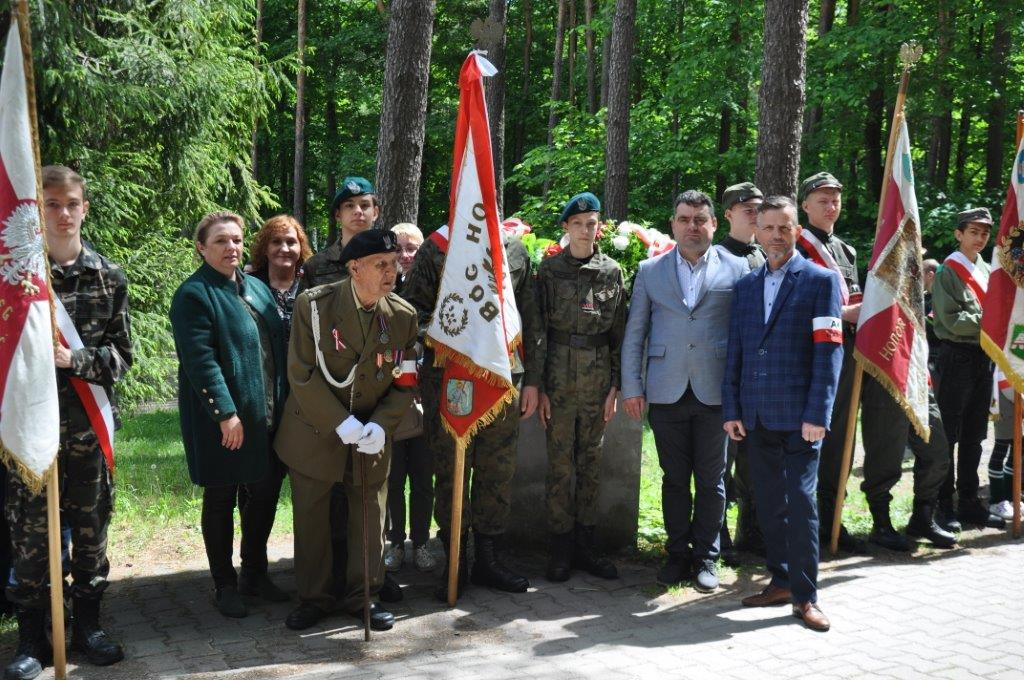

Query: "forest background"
<box><xmin>1</xmin><ymin>0</ymin><xmax>1022</xmax><ymax>411</ymax></box>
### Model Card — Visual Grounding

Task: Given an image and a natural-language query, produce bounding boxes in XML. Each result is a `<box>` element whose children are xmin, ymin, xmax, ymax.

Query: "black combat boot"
<box><xmin>905</xmin><ymin>501</ymin><xmax>957</xmax><ymax>549</ymax></box>
<box><xmin>546</xmin><ymin>531</ymin><xmax>573</xmax><ymax>582</ymax></box>
<box><xmin>5</xmin><ymin>607</ymin><xmax>51</xmax><ymax>680</ymax></box>
<box><xmin>935</xmin><ymin>498</ymin><xmax>962</xmax><ymax>533</ymax></box>
<box><xmin>868</xmin><ymin>503</ymin><xmax>910</xmax><ymax>552</ymax></box>
<box><xmin>70</xmin><ymin>596</ymin><xmax>124</xmax><ymax>666</ymax></box>
<box><xmin>434</xmin><ymin>533</ymin><xmax>469</xmax><ymax>602</ymax></box>
<box><xmin>470</xmin><ymin>532</ymin><xmax>529</xmax><ymax>593</ymax></box>
<box><xmin>957</xmin><ymin>496</ymin><xmax>1006</xmax><ymax>529</ymax></box>
<box><xmin>719</xmin><ymin>520</ymin><xmax>739</xmax><ymax>567</ymax></box>
<box><xmin>572</xmin><ymin>525</ymin><xmax>618</xmax><ymax>579</ymax></box>
<box><xmin>734</xmin><ymin>500</ymin><xmax>766</xmax><ymax>557</ymax></box>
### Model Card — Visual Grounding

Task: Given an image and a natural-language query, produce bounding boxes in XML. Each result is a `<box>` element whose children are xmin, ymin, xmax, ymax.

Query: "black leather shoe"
<box><xmin>935</xmin><ymin>500</ymin><xmax>962</xmax><ymax>533</ymax></box>
<box><xmin>212</xmin><ymin>585</ymin><xmax>247</xmax><ymax>619</ymax></box>
<box><xmin>572</xmin><ymin>525</ymin><xmax>618</xmax><ymax>579</ymax></box>
<box><xmin>546</xmin><ymin>532</ymin><xmax>573</xmax><ymax>582</ymax></box>
<box><xmin>867</xmin><ymin>505</ymin><xmax>910</xmax><ymax>552</ymax></box>
<box><xmin>906</xmin><ymin>501</ymin><xmax>957</xmax><ymax>549</ymax></box>
<box><xmin>470</xmin><ymin>533</ymin><xmax>529</xmax><ymax>593</ymax></box>
<box><xmin>71</xmin><ymin>597</ymin><xmax>124</xmax><ymax>666</ymax></box>
<box><xmin>285</xmin><ymin>602</ymin><xmax>328</xmax><ymax>631</ymax></box>
<box><xmin>238</xmin><ymin>571</ymin><xmax>290</xmax><ymax>603</ymax></box>
<box><xmin>349</xmin><ymin>602</ymin><xmax>394</xmax><ymax>631</ymax></box>
<box><xmin>958</xmin><ymin>497</ymin><xmax>1006</xmax><ymax>529</ymax></box>
<box><xmin>656</xmin><ymin>553</ymin><xmax>692</xmax><ymax>586</ymax></box>
<box><xmin>5</xmin><ymin>608</ymin><xmax>50</xmax><ymax>680</ymax></box>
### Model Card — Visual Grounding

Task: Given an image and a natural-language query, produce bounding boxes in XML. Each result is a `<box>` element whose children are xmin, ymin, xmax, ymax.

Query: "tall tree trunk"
<box><xmin>293</xmin><ymin>0</ymin><xmax>308</xmax><ymax>226</ymax></box>
<box><xmin>985</xmin><ymin>20</ymin><xmax>1011</xmax><ymax>191</ymax></box>
<box><xmin>846</xmin><ymin>0</ymin><xmax>859</xmax><ymax>25</ymax></box>
<box><xmin>716</xmin><ymin>13</ymin><xmax>742</xmax><ymax>199</ymax></box>
<box><xmin>585</xmin><ymin>0</ymin><xmax>597</xmax><ymax>114</ymax></box>
<box><xmin>507</xmin><ymin>0</ymin><xmax>533</xmax><ymax>213</ymax></box>
<box><xmin>754</xmin><ymin>0</ymin><xmax>809</xmax><ymax>198</ymax></box>
<box><xmin>326</xmin><ymin>84</ymin><xmax>339</xmax><ymax>246</ymax></box>
<box><xmin>603</xmin><ymin>0</ymin><xmax>637</xmax><ymax>221</ymax></box>
<box><xmin>567</xmin><ymin>0</ymin><xmax>577</xmax><ymax>106</ymax></box>
<box><xmin>953</xmin><ymin>103</ymin><xmax>972</xmax><ymax>193</ymax></box>
<box><xmin>803</xmin><ymin>0</ymin><xmax>835</xmax><ymax>145</ymax></box>
<box><xmin>927</xmin><ymin>0</ymin><xmax>953</xmax><ymax>188</ymax></box>
<box><xmin>375</xmin><ymin>0</ymin><xmax>437</xmax><ymax>228</ymax></box>
<box><xmin>543</xmin><ymin>0</ymin><xmax>568</xmax><ymax>197</ymax></box>
<box><xmin>670</xmin><ymin>109</ymin><xmax>680</xmax><ymax>200</ymax></box>
<box><xmin>483</xmin><ymin>0</ymin><xmax>509</xmax><ymax>215</ymax></box>
<box><xmin>251</xmin><ymin>0</ymin><xmax>263</xmax><ymax>182</ymax></box>
<box><xmin>864</xmin><ymin>85</ymin><xmax>885</xmax><ymax>200</ymax></box>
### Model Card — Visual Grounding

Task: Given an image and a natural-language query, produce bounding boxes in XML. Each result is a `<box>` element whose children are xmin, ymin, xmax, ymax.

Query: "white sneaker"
<box><xmin>989</xmin><ymin>501</ymin><xmax>1014</xmax><ymax>520</ymax></box>
<box><xmin>384</xmin><ymin>543</ymin><xmax>405</xmax><ymax>572</ymax></box>
<box><xmin>413</xmin><ymin>544</ymin><xmax>437</xmax><ymax>572</ymax></box>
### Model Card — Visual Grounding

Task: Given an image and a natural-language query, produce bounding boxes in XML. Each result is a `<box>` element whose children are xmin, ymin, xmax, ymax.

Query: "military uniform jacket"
<box><xmin>274</xmin><ymin>278</ymin><xmax>418</xmax><ymax>485</ymax></box>
<box><xmin>50</xmin><ymin>241</ymin><xmax>133</xmax><ymax>434</ymax></box>
<box><xmin>719</xmin><ymin>235</ymin><xmax>766</xmax><ymax>271</ymax></box>
<box><xmin>797</xmin><ymin>224</ymin><xmax>860</xmax><ymax>338</ymax></box>
<box><xmin>400</xmin><ymin>234</ymin><xmax>543</xmax><ymax>386</ymax></box>
<box><xmin>535</xmin><ymin>247</ymin><xmax>627</xmax><ymax>392</ymax></box>
<box><xmin>300</xmin><ymin>240</ymin><xmax>346</xmax><ymax>290</ymax></box>
<box><xmin>931</xmin><ymin>257</ymin><xmax>988</xmax><ymax>345</ymax></box>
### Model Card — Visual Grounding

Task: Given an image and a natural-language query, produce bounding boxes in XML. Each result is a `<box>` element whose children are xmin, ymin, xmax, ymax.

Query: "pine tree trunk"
<box><xmin>585</xmin><ymin>0</ymin><xmax>597</xmax><ymax>114</ymax></box>
<box><xmin>326</xmin><ymin>85</ymin><xmax>339</xmax><ymax>246</ymax></box>
<box><xmin>483</xmin><ymin>0</ymin><xmax>508</xmax><ymax>215</ymax></box>
<box><xmin>603</xmin><ymin>0</ymin><xmax>637</xmax><ymax>221</ymax></box>
<box><xmin>293</xmin><ymin>0</ymin><xmax>307</xmax><ymax>226</ymax></box>
<box><xmin>251</xmin><ymin>0</ymin><xmax>263</xmax><ymax>182</ymax></box>
<box><xmin>803</xmin><ymin>0</ymin><xmax>834</xmax><ymax>145</ymax></box>
<box><xmin>717</xmin><ymin>13</ymin><xmax>741</xmax><ymax>199</ymax></box>
<box><xmin>953</xmin><ymin>102</ymin><xmax>972</xmax><ymax>193</ymax></box>
<box><xmin>754</xmin><ymin>0</ymin><xmax>809</xmax><ymax>198</ymax></box>
<box><xmin>985</xmin><ymin>21</ymin><xmax>1011</xmax><ymax>191</ymax></box>
<box><xmin>600</xmin><ymin>24</ymin><xmax>611</xmax><ymax>110</ymax></box>
<box><xmin>543</xmin><ymin>0</ymin><xmax>568</xmax><ymax>198</ymax></box>
<box><xmin>375</xmin><ymin>0</ymin><xmax>437</xmax><ymax>228</ymax></box>
<box><xmin>567</xmin><ymin>0</ymin><xmax>577</xmax><ymax>106</ymax></box>
<box><xmin>927</xmin><ymin>0</ymin><xmax>953</xmax><ymax>188</ymax></box>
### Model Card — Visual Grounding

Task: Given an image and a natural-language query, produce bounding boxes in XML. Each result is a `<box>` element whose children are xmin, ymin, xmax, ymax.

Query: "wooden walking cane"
<box><xmin>357</xmin><ymin>450</ymin><xmax>372</xmax><ymax>641</ymax></box>
<box><xmin>831</xmin><ymin>43</ymin><xmax>922</xmax><ymax>555</ymax></box>
<box><xmin>446</xmin><ymin>442</ymin><xmax>466</xmax><ymax>607</ymax></box>
<box><xmin>1012</xmin><ymin>110</ymin><xmax>1024</xmax><ymax>540</ymax></box>
<box><xmin>14</xmin><ymin>2</ymin><xmax>68</xmax><ymax>676</ymax></box>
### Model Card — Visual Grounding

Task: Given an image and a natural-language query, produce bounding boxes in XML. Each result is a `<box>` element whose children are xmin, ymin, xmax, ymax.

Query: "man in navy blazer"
<box><xmin>722</xmin><ymin>195</ymin><xmax>843</xmax><ymax>632</ymax></box>
<box><xmin>622</xmin><ymin>190</ymin><xmax>748</xmax><ymax>593</ymax></box>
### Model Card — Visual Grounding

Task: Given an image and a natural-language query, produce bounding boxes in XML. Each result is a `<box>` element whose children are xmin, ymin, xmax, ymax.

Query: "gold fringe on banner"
<box><xmin>0</xmin><ymin>440</ymin><xmax>56</xmax><ymax>497</ymax></box>
<box><xmin>982</xmin><ymin>333</ymin><xmax>1024</xmax><ymax>397</ymax></box>
<box><xmin>854</xmin><ymin>350</ymin><xmax>930</xmax><ymax>443</ymax></box>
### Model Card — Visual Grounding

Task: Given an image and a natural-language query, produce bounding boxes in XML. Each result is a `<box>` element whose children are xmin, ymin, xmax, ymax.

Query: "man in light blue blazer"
<box><xmin>621</xmin><ymin>190</ymin><xmax>748</xmax><ymax>592</ymax></box>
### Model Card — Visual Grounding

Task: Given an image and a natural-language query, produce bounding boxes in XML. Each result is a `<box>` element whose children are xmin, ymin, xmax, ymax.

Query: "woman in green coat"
<box><xmin>170</xmin><ymin>210</ymin><xmax>289</xmax><ymax>619</ymax></box>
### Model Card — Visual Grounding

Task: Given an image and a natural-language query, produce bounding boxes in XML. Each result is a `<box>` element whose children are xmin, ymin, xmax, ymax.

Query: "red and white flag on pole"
<box><xmin>854</xmin><ymin>117</ymin><xmax>930</xmax><ymax>440</ymax></box>
<box><xmin>426</xmin><ymin>52</ymin><xmax>520</xmax><ymax>456</ymax></box>
<box><xmin>980</xmin><ymin>134</ymin><xmax>1024</xmax><ymax>393</ymax></box>
<box><xmin>0</xmin><ymin>19</ymin><xmax>59</xmax><ymax>491</ymax></box>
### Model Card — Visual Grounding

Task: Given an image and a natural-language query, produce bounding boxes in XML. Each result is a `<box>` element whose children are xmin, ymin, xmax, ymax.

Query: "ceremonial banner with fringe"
<box><xmin>426</xmin><ymin>52</ymin><xmax>520</xmax><ymax>456</ymax></box>
<box><xmin>981</xmin><ymin>134</ymin><xmax>1024</xmax><ymax>394</ymax></box>
<box><xmin>0</xmin><ymin>19</ymin><xmax>59</xmax><ymax>492</ymax></box>
<box><xmin>853</xmin><ymin>117</ymin><xmax>930</xmax><ymax>441</ymax></box>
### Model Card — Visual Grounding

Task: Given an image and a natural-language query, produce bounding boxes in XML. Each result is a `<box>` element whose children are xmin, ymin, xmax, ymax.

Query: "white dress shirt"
<box><xmin>675</xmin><ymin>247</ymin><xmax>711</xmax><ymax>309</ymax></box>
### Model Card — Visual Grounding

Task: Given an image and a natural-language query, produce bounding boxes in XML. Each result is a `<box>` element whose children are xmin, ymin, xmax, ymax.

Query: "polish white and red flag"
<box><xmin>980</xmin><ymin>133</ymin><xmax>1024</xmax><ymax>394</ymax></box>
<box><xmin>0</xmin><ymin>19</ymin><xmax>59</xmax><ymax>490</ymax></box>
<box><xmin>854</xmin><ymin>117</ymin><xmax>930</xmax><ymax>440</ymax></box>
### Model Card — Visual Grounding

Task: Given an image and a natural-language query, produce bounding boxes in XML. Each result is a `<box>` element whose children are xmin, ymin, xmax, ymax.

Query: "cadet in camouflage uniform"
<box><xmin>300</xmin><ymin>176</ymin><xmax>378</xmax><ymax>289</ymax></box>
<box><xmin>5</xmin><ymin>167</ymin><xmax>130</xmax><ymax>680</ymax></box>
<box><xmin>401</xmin><ymin>224</ymin><xmax>542</xmax><ymax>598</ymax></box>
<box><xmin>536</xmin><ymin>193</ymin><xmax>626</xmax><ymax>582</ymax></box>
<box><xmin>716</xmin><ymin>182</ymin><xmax>766</xmax><ymax>563</ymax></box>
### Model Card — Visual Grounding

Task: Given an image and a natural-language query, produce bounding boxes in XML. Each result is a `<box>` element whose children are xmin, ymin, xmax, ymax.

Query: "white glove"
<box><xmin>336</xmin><ymin>415</ymin><xmax>364</xmax><ymax>444</ymax></box>
<box><xmin>356</xmin><ymin>422</ymin><xmax>386</xmax><ymax>455</ymax></box>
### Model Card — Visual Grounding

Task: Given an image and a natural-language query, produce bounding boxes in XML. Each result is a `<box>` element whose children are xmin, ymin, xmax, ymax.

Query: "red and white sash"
<box><xmin>798</xmin><ymin>230</ymin><xmax>850</xmax><ymax>305</ymax></box>
<box><xmin>54</xmin><ymin>300</ymin><xmax>115</xmax><ymax>473</ymax></box>
<box><xmin>943</xmin><ymin>251</ymin><xmax>988</xmax><ymax>305</ymax></box>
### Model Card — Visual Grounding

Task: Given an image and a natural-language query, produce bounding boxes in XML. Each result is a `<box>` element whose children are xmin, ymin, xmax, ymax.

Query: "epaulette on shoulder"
<box><xmin>303</xmin><ymin>284</ymin><xmax>334</xmax><ymax>301</ymax></box>
<box><xmin>387</xmin><ymin>292</ymin><xmax>416</xmax><ymax>315</ymax></box>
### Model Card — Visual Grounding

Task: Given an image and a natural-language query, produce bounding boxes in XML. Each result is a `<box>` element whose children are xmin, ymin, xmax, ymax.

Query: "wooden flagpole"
<box><xmin>447</xmin><ymin>444</ymin><xmax>466</xmax><ymax>607</ymax></box>
<box><xmin>1011</xmin><ymin>109</ymin><xmax>1024</xmax><ymax>540</ymax></box>
<box><xmin>831</xmin><ymin>43</ymin><xmax>922</xmax><ymax>555</ymax></box>
<box><xmin>13</xmin><ymin>1</ymin><xmax>67</xmax><ymax>677</ymax></box>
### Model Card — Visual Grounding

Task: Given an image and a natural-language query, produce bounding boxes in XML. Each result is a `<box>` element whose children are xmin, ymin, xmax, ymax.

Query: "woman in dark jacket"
<box><xmin>170</xmin><ymin>210</ymin><xmax>289</xmax><ymax>618</ymax></box>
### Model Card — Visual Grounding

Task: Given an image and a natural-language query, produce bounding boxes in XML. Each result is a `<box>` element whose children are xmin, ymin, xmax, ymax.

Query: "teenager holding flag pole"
<box><xmin>980</xmin><ymin>109</ymin><xmax>1024</xmax><ymax>539</ymax></box>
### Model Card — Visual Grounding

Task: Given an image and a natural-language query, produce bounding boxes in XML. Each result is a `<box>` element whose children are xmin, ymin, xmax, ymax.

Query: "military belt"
<box><xmin>548</xmin><ymin>329</ymin><xmax>610</xmax><ymax>349</ymax></box>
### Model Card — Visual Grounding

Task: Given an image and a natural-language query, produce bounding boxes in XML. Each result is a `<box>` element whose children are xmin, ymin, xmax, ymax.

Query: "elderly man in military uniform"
<box><xmin>401</xmin><ymin>222</ymin><xmax>542</xmax><ymax>598</ymax></box>
<box><xmin>301</xmin><ymin>176</ymin><xmax>379</xmax><ymax>289</ymax></box>
<box><xmin>536</xmin><ymin>193</ymin><xmax>627</xmax><ymax>582</ymax></box>
<box><xmin>275</xmin><ymin>230</ymin><xmax>418</xmax><ymax>632</ymax></box>
<box><xmin>5</xmin><ymin>166</ymin><xmax>131</xmax><ymax>680</ymax></box>
<box><xmin>716</xmin><ymin>182</ymin><xmax>766</xmax><ymax>562</ymax></box>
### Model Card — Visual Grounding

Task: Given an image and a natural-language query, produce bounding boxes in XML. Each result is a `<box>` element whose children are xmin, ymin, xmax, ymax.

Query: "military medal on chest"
<box><xmin>377</xmin><ymin>315</ymin><xmax>390</xmax><ymax>344</ymax></box>
<box><xmin>392</xmin><ymin>350</ymin><xmax>404</xmax><ymax>378</ymax></box>
<box><xmin>375</xmin><ymin>352</ymin><xmax>385</xmax><ymax>381</ymax></box>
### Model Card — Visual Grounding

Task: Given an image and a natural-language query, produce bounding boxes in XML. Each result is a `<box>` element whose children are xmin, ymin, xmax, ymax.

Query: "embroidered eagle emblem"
<box><xmin>0</xmin><ymin>202</ymin><xmax>44</xmax><ymax>296</ymax></box>
<box><xmin>346</xmin><ymin>181</ymin><xmax>361</xmax><ymax>194</ymax></box>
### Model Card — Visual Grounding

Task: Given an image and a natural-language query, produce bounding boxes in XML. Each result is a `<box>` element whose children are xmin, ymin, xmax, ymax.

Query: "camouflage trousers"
<box><xmin>422</xmin><ymin>364</ymin><xmax>521</xmax><ymax>537</ymax></box>
<box><xmin>5</xmin><ymin>429</ymin><xmax>112</xmax><ymax>608</ymax></box>
<box><xmin>545</xmin><ymin>386</ymin><xmax>608</xmax><ymax>534</ymax></box>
